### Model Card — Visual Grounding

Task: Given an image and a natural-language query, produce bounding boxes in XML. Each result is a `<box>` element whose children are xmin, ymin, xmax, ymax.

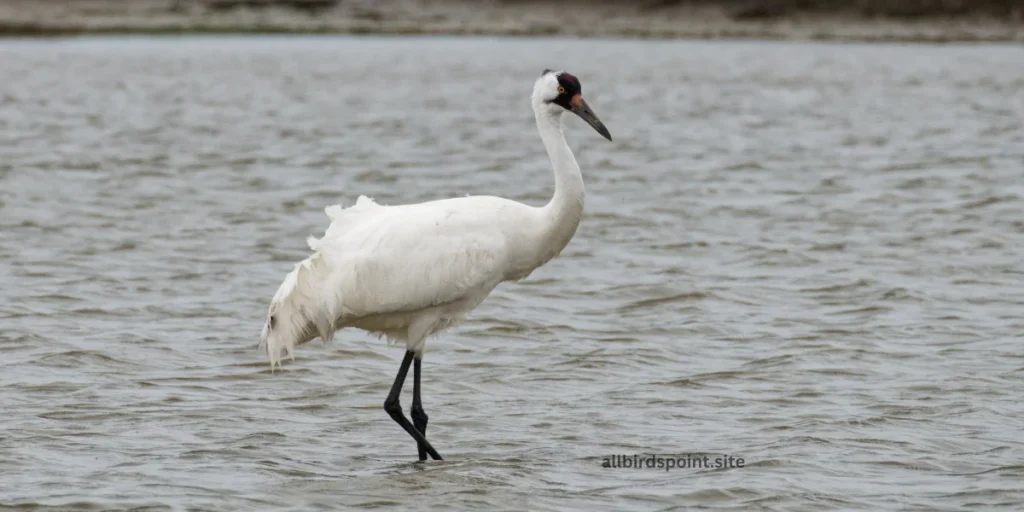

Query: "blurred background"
<box><xmin>1</xmin><ymin>1</ymin><xmax>1023</xmax><ymax>512</ymax></box>
<box><xmin>1</xmin><ymin>0</ymin><xmax>1023</xmax><ymax>41</ymax></box>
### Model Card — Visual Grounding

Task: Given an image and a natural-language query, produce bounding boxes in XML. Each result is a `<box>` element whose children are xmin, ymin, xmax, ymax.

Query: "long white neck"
<box><xmin>535</xmin><ymin>106</ymin><xmax>585</xmax><ymax>258</ymax></box>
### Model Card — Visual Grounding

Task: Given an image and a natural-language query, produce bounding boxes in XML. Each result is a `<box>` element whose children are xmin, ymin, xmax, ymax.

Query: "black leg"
<box><xmin>411</xmin><ymin>356</ymin><xmax>429</xmax><ymax>461</ymax></box>
<box><xmin>383</xmin><ymin>350</ymin><xmax>443</xmax><ymax>461</ymax></box>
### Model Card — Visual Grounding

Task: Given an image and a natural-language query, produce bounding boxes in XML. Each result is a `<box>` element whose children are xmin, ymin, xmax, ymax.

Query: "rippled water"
<box><xmin>1</xmin><ymin>35</ymin><xmax>1023</xmax><ymax>511</ymax></box>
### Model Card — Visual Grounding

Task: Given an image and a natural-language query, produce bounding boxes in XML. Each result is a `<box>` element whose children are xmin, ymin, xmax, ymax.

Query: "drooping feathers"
<box><xmin>260</xmin><ymin>195</ymin><xmax>382</xmax><ymax>368</ymax></box>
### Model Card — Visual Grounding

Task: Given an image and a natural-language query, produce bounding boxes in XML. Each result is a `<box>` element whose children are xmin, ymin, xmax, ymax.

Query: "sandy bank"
<box><xmin>1</xmin><ymin>0</ymin><xmax>1022</xmax><ymax>42</ymax></box>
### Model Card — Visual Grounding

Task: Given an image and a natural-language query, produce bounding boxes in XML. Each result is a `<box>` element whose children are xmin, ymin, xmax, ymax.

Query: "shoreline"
<box><xmin>1</xmin><ymin>1</ymin><xmax>1022</xmax><ymax>43</ymax></box>
<box><xmin>4</xmin><ymin>23</ymin><xmax>1022</xmax><ymax>44</ymax></box>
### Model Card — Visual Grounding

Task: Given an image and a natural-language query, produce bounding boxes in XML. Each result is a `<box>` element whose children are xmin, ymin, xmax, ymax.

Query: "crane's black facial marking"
<box><xmin>543</xmin><ymin>71</ymin><xmax>582</xmax><ymax>110</ymax></box>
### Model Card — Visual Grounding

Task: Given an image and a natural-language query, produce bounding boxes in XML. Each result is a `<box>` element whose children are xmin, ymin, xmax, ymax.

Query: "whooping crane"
<box><xmin>259</xmin><ymin>69</ymin><xmax>612</xmax><ymax>461</ymax></box>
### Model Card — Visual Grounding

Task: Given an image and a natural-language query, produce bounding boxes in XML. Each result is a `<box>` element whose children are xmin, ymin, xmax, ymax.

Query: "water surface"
<box><xmin>1</xmin><ymin>36</ymin><xmax>1023</xmax><ymax>511</ymax></box>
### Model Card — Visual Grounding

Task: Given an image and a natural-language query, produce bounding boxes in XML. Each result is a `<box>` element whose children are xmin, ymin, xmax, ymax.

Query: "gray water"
<box><xmin>1</xmin><ymin>35</ymin><xmax>1023</xmax><ymax>511</ymax></box>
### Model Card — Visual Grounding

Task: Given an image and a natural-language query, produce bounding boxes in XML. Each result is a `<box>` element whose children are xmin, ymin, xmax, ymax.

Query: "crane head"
<box><xmin>535</xmin><ymin>69</ymin><xmax>612</xmax><ymax>142</ymax></box>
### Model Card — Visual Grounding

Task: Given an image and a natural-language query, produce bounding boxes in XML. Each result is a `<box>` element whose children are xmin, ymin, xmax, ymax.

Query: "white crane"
<box><xmin>259</xmin><ymin>69</ymin><xmax>612</xmax><ymax>461</ymax></box>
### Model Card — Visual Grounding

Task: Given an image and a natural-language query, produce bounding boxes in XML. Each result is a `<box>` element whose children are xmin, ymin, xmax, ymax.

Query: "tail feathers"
<box><xmin>260</xmin><ymin>196</ymin><xmax>381</xmax><ymax>368</ymax></box>
<box><xmin>260</xmin><ymin>251</ymin><xmax>341</xmax><ymax>369</ymax></box>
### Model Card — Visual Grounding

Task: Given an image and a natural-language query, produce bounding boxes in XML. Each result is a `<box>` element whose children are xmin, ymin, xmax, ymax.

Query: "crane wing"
<box><xmin>309</xmin><ymin>195</ymin><xmax>510</xmax><ymax>318</ymax></box>
<box><xmin>262</xmin><ymin>195</ymin><xmax>514</xmax><ymax>367</ymax></box>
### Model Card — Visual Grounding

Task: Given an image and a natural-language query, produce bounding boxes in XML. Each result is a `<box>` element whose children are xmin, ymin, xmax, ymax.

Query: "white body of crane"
<box><xmin>259</xmin><ymin>70</ymin><xmax>610</xmax><ymax>369</ymax></box>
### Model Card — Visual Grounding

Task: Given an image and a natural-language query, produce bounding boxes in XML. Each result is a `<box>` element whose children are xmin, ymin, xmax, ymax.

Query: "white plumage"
<box><xmin>259</xmin><ymin>70</ymin><xmax>612</xmax><ymax>370</ymax></box>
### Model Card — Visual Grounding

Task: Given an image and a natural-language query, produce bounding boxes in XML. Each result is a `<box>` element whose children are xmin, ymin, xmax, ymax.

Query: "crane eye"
<box><xmin>557</xmin><ymin>86</ymin><xmax>566</xmax><ymax>95</ymax></box>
